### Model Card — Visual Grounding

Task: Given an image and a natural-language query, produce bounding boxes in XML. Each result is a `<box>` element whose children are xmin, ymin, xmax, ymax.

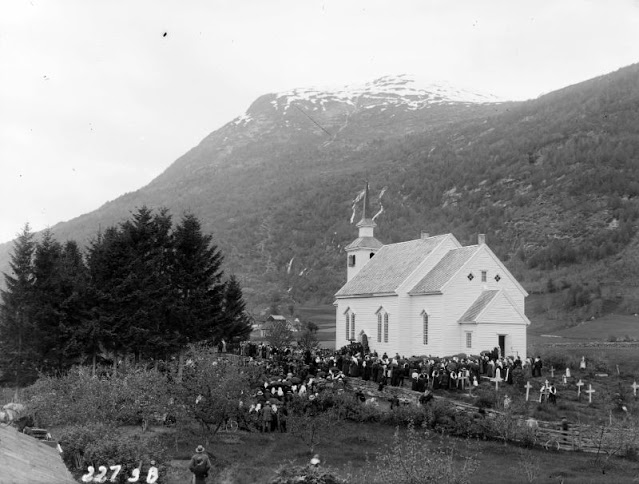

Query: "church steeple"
<box><xmin>356</xmin><ymin>182</ymin><xmax>376</xmax><ymax>235</ymax></box>
<box><xmin>345</xmin><ymin>182</ymin><xmax>383</xmax><ymax>281</ymax></box>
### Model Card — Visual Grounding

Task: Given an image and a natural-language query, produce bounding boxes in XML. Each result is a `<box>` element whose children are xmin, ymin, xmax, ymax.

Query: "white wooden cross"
<box><xmin>631</xmin><ymin>381</ymin><xmax>639</xmax><ymax>398</ymax></box>
<box><xmin>585</xmin><ymin>384</ymin><xmax>596</xmax><ymax>404</ymax></box>
<box><xmin>491</xmin><ymin>373</ymin><xmax>504</xmax><ymax>391</ymax></box>
<box><xmin>576</xmin><ymin>379</ymin><xmax>585</xmax><ymax>397</ymax></box>
<box><xmin>550</xmin><ymin>367</ymin><xmax>555</xmax><ymax>378</ymax></box>
<box><xmin>524</xmin><ymin>380</ymin><xmax>533</xmax><ymax>401</ymax></box>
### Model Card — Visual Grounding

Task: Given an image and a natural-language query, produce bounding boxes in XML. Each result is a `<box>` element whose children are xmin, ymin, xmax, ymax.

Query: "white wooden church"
<box><xmin>334</xmin><ymin>185</ymin><xmax>530</xmax><ymax>358</ymax></box>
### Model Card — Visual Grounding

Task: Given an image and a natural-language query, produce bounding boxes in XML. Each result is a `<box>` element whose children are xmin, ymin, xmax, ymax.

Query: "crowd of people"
<box><xmin>227</xmin><ymin>341</ymin><xmax>557</xmax><ymax>432</ymax></box>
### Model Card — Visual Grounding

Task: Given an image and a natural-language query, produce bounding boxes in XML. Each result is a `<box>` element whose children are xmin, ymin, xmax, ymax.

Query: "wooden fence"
<box><xmin>345</xmin><ymin>378</ymin><xmax>638</xmax><ymax>456</ymax></box>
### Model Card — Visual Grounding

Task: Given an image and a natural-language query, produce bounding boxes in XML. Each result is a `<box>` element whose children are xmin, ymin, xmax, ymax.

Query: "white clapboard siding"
<box><xmin>407</xmin><ymin>294</ymin><xmax>444</xmax><ymax>356</ymax></box>
<box><xmin>335</xmin><ymin>295</ymin><xmax>398</xmax><ymax>353</ymax></box>
<box><xmin>476</xmin><ymin>292</ymin><xmax>528</xmax><ymax>357</ymax></box>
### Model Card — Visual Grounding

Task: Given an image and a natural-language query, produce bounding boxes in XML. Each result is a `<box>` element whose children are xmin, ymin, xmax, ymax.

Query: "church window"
<box><xmin>481</xmin><ymin>271</ymin><xmax>487</xmax><ymax>282</ymax></box>
<box><xmin>345</xmin><ymin>309</ymin><xmax>355</xmax><ymax>341</ymax></box>
<box><xmin>422</xmin><ymin>312</ymin><xmax>429</xmax><ymax>345</ymax></box>
<box><xmin>350</xmin><ymin>313</ymin><xmax>355</xmax><ymax>340</ymax></box>
<box><xmin>494</xmin><ymin>274</ymin><xmax>501</xmax><ymax>282</ymax></box>
<box><xmin>376</xmin><ymin>307</ymin><xmax>388</xmax><ymax>343</ymax></box>
<box><xmin>467</xmin><ymin>272</ymin><xmax>474</xmax><ymax>281</ymax></box>
<box><xmin>466</xmin><ymin>332</ymin><xmax>472</xmax><ymax>349</ymax></box>
<box><xmin>383</xmin><ymin>313</ymin><xmax>389</xmax><ymax>343</ymax></box>
<box><xmin>348</xmin><ymin>254</ymin><xmax>356</xmax><ymax>267</ymax></box>
<box><xmin>345</xmin><ymin>313</ymin><xmax>349</xmax><ymax>340</ymax></box>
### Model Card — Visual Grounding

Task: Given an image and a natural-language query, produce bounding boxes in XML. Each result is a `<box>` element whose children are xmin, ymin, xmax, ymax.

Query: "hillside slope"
<box><xmin>1</xmin><ymin>67</ymin><xmax>638</xmax><ymax>319</ymax></box>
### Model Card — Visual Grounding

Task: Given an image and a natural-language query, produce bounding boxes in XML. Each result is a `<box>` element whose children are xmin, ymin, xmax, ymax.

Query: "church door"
<box><xmin>498</xmin><ymin>335</ymin><xmax>506</xmax><ymax>357</ymax></box>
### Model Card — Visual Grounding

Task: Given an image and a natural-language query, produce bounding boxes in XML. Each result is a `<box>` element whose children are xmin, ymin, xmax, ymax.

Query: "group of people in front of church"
<box><xmin>233</xmin><ymin>343</ymin><xmax>560</xmax><ymax>416</ymax></box>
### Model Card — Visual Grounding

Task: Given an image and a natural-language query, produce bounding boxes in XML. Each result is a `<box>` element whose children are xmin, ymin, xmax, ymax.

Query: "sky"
<box><xmin>1</xmin><ymin>0</ymin><xmax>639</xmax><ymax>245</ymax></box>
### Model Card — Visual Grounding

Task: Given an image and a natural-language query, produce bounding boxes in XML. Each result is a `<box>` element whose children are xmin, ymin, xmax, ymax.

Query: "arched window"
<box><xmin>344</xmin><ymin>308</ymin><xmax>355</xmax><ymax>341</ymax></box>
<box><xmin>350</xmin><ymin>313</ymin><xmax>355</xmax><ymax>340</ymax></box>
<box><xmin>345</xmin><ymin>313</ymin><xmax>350</xmax><ymax>340</ymax></box>
<box><xmin>376</xmin><ymin>307</ymin><xmax>389</xmax><ymax>344</ymax></box>
<box><xmin>383</xmin><ymin>313</ymin><xmax>389</xmax><ymax>343</ymax></box>
<box><xmin>422</xmin><ymin>311</ymin><xmax>429</xmax><ymax>345</ymax></box>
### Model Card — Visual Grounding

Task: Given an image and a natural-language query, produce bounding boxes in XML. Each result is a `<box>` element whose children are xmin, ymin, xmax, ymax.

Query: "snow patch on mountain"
<box><xmin>270</xmin><ymin>75</ymin><xmax>505</xmax><ymax>113</ymax></box>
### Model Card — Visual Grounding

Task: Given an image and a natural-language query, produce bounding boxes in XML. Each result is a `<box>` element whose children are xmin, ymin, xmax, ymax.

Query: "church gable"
<box><xmin>408</xmin><ymin>246</ymin><xmax>479</xmax><ymax>295</ymax></box>
<box><xmin>459</xmin><ymin>290</ymin><xmax>529</xmax><ymax>326</ymax></box>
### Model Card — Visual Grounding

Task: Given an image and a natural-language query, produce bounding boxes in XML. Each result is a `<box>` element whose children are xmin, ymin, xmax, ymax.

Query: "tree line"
<box><xmin>0</xmin><ymin>207</ymin><xmax>252</xmax><ymax>386</ymax></box>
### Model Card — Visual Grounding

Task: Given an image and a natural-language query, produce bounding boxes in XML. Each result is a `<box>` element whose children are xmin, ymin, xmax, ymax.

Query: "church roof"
<box><xmin>345</xmin><ymin>236</ymin><xmax>384</xmax><ymax>251</ymax></box>
<box><xmin>458</xmin><ymin>290</ymin><xmax>500</xmax><ymax>323</ymax></box>
<box><xmin>335</xmin><ymin>235</ymin><xmax>448</xmax><ymax>297</ymax></box>
<box><xmin>408</xmin><ymin>245</ymin><xmax>479</xmax><ymax>295</ymax></box>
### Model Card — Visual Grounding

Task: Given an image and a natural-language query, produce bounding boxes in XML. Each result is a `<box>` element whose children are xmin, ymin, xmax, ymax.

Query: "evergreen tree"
<box><xmin>117</xmin><ymin>207</ymin><xmax>174</xmax><ymax>360</ymax></box>
<box><xmin>219</xmin><ymin>274</ymin><xmax>253</xmax><ymax>343</ymax></box>
<box><xmin>171</xmin><ymin>213</ymin><xmax>225</xmax><ymax>347</ymax></box>
<box><xmin>55</xmin><ymin>240</ymin><xmax>90</xmax><ymax>368</ymax></box>
<box><xmin>0</xmin><ymin>224</ymin><xmax>38</xmax><ymax>386</ymax></box>
<box><xmin>31</xmin><ymin>229</ymin><xmax>64</xmax><ymax>372</ymax></box>
<box><xmin>84</xmin><ymin>226</ymin><xmax>127</xmax><ymax>371</ymax></box>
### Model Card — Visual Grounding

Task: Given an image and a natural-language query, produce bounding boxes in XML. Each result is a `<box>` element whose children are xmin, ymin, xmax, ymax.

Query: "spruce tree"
<box><xmin>0</xmin><ymin>224</ymin><xmax>38</xmax><ymax>386</ymax></box>
<box><xmin>171</xmin><ymin>213</ymin><xmax>225</xmax><ymax>347</ymax></box>
<box><xmin>84</xmin><ymin>226</ymin><xmax>126</xmax><ymax>371</ymax></box>
<box><xmin>31</xmin><ymin>229</ymin><xmax>64</xmax><ymax>372</ymax></box>
<box><xmin>220</xmin><ymin>274</ymin><xmax>253</xmax><ymax>344</ymax></box>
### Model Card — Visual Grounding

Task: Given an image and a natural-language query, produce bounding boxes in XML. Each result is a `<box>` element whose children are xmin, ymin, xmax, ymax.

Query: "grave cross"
<box><xmin>631</xmin><ymin>381</ymin><xmax>639</xmax><ymax>398</ymax></box>
<box><xmin>585</xmin><ymin>384</ymin><xmax>596</xmax><ymax>404</ymax></box>
<box><xmin>491</xmin><ymin>373</ymin><xmax>504</xmax><ymax>391</ymax></box>
<box><xmin>550</xmin><ymin>367</ymin><xmax>555</xmax><ymax>378</ymax></box>
<box><xmin>576</xmin><ymin>379</ymin><xmax>585</xmax><ymax>398</ymax></box>
<box><xmin>524</xmin><ymin>381</ymin><xmax>533</xmax><ymax>401</ymax></box>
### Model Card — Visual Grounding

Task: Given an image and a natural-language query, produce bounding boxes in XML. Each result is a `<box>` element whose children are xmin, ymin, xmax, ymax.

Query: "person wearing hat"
<box><xmin>189</xmin><ymin>445</ymin><xmax>211</xmax><ymax>484</ymax></box>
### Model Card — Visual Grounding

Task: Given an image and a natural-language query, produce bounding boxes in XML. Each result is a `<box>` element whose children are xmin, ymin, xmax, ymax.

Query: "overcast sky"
<box><xmin>1</xmin><ymin>0</ymin><xmax>638</xmax><ymax>244</ymax></box>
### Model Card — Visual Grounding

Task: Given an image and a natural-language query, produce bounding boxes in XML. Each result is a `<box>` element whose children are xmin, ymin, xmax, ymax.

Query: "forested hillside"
<box><xmin>1</xmin><ymin>65</ymin><xmax>638</xmax><ymax>319</ymax></box>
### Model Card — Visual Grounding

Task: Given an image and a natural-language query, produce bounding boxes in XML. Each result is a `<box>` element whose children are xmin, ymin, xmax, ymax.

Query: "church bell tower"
<box><xmin>345</xmin><ymin>183</ymin><xmax>383</xmax><ymax>281</ymax></box>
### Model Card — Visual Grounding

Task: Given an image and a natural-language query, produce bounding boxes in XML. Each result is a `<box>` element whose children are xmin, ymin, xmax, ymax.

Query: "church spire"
<box><xmin>346</xmin><ymin>182</ymin><xmax>382</xmax><ymax>282</ymax></box>
<box><xmin>358</xmin><ymin>181</ymin><xmax>375</xmax><ymax>228</ymax></box>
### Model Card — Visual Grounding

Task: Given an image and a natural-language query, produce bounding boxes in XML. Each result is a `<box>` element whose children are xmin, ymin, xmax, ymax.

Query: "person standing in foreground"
<box><xmin>189</xmin><ymin>445</ymin><xmax>212</xmax><ymax>484</ymax></box>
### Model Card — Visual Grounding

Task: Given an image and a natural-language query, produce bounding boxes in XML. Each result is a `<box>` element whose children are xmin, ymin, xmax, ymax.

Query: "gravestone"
<box><xmin>524</xmin><ymin>381</ymin><xmax>533</xmax><ymax>402</ymax></box>
<box><xmin>491</xmin><ymin>373</ymin><xmax>504</xmax><ymax>391</ymax></box>
<box><xmin>586</xmin><ymin>384</ymin><xmax>596</xmax><ymax>404</ymax></box>
<box><xmin>631</xmin><ymin>381</ymin><xmax>639</xmax><ymax>398</ymax></box>
<box><xmin>576</xmin><ymin>379</ymin><xmax>585</xmax><ymax>398</ymax></box>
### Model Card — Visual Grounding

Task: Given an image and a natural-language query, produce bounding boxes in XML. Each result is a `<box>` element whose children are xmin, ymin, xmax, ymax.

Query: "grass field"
<box><xmin>149</xmin><ymin>420</ymin><xmax>639</xmax><ymax>484</ymax></box>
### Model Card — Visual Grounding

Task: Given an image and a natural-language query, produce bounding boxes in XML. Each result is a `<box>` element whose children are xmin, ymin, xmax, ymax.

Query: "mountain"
<box><xmin>2</xmin><ymin>67</ymin><xmax>639</xmax><ymax>321</ymax></box>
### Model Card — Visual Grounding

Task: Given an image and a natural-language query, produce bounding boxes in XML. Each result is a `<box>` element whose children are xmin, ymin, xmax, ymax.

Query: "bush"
<box><xmin>57</xmin><ymin>423</ymin><xmax>168</xmax><ymax>483</ymax></box>
<box><xmin>381</xmin><ymin>403</ymin><xmax>430</xmax><ymax>427</ymax></box>
<box><xmin>23</xmin><ymin>365</ymin><xmax>175</xmax><ymax>428</ymax></box>
<box><xmin>270</xmin><ymin>464</ymin><xmax>346</xmax><ymax>484</ymax></box>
